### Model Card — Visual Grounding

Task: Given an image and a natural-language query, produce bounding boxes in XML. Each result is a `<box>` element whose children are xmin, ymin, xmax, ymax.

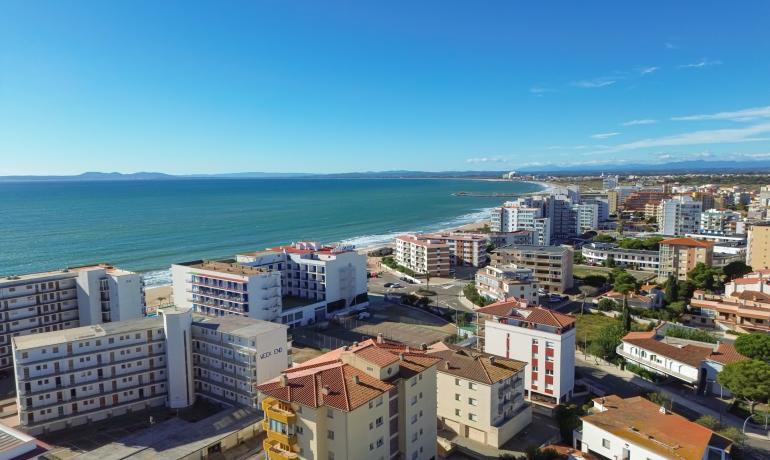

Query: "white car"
<box><xmin>358</xmin><ymin>311</ymin><xmax>371</xmax><ymax>320</ymax></box>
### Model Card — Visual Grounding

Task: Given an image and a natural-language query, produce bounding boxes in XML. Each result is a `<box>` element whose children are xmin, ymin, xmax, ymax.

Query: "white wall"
<box><xmin>581</xmin><ymin>420</ymin><xmax>667</xmax><ymax>460</ymax></box>
<box><xmin>163</xmin><ymin>308</ymin><xmax>195</xmax><ymax>409</ymax></box>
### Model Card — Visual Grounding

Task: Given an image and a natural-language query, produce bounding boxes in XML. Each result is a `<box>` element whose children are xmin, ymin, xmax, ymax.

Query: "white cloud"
<box><xmin>585</xmin><ymin>122</ymin><xmax>770</xmax><ymax>155</ymax></box>
<box><xmin>665</xmin><ymin>42</ymin><xmax>679</xmax><ymax>50</ymax></box>
<box><xmin>530</xmin><ymin>86</ymin><xmax>556</xmax><ymax>95</ymax></box>
<box><xmin>572</xmin><ymin>78</ymin><xmax>616</xmax><ymax>88</ymax></box>
<box><xmin>621</xmin><ymin>119</ymin><xmax>657</xmax><ymax>126</ymax></box>
<box><xmin>678</xmin><ymin>59</ymin><xmax>722</xmax><ymax>69</ymax></box>
<box><xmin>639</xmin><ymin>66</ymin><xmax>660</xmax><ymax>75</ymax></box>
<box><xmin>590</xmin><ymin>132</ymin><xmax>621</xmax><ymax>139</ymax></box>
<box><xmin>466</xmin><ymin>156</ymin><xmax>506</xmax><ymax>164</ymax></box>
<box><xmin>672</xmin><ymin>106</ymin><xmax>770</xmax><ymax>122</ymax></box>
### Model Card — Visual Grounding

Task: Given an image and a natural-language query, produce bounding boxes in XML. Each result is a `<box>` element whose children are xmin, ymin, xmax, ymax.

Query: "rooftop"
<box><xmin>240</xmin><ymin>241</ymin><xmax>354</xmax><ymax>257</ymax></box>
<box><xmin>494</xmin><ymin>245</ymin><xmax>570</xmax><ymax>255</ymax></box>
<box><xmin>0</xmin><ymin>263</ymin><xmax>135</xmax><ymax>284</ymax></box>
<box><xmin>427</xmin><ymin>343</ymin><xmax>526</xmax><ymax>385</ymax></box>
<box><xmin>14</xmin><ymin>315</ymin><xmax>165</xmax><ymax>350</ymax></box>
<box><xmin>178</xmin><ymin>260</ymin><xmax>269</xmax><ymax>276</ymax></box>
<box><xmin>582</xmin><ymin>395</ymin><xmax>731</xmax><ymax>460</ymax></box>
<box><xmin>258</xmin><ymin>337</ymin><xmax>440</xmax><ymax>411</ymax></box>
<box><xmin>706</xmin><ymin>343</ymin><xmax>749</xmax><ymax>366</ymax></box>
<box><xmin>476</xmin><ymin>300</ymin><xmax>576</xmax><ymax>329</ymax></box>
<box><xmin>659</xmin><ymin>237</ymin><xmax>714</xmax><ymax>248</ymax></box>
<box><xmin>621</xmin><ymin>330</ymin><xmax>713</xmax><ymax>368</ymax></box>
<box><xmin>192</xmin><ymin>315</ymin><xmax>288</xmax><ymax>337</ymax></box>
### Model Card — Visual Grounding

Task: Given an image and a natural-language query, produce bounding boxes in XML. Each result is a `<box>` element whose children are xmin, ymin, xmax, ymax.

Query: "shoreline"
<box><xmin>142</xmin><ymin>179</ymin><xmax>547</xmax><ymax>297</ymax></box>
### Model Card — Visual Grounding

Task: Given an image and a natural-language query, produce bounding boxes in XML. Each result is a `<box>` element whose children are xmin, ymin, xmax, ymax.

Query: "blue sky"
<box><xmin>2</xmin><ymin>1</ymin><xmax>770</xmax><ymax>174</ymax></box>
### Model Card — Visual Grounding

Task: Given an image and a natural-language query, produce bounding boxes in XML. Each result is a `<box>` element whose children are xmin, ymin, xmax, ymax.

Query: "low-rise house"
<box><xmin>428</xmin><ymin>343</ymin><xmax>531</xmax><ymax>448</ymax></box>
<box><xmin>575</xmin><ymin>395</ymin><xmax>733</xmax><ymax>460</ymax></box>
<box><xmin>687</xmin><ymin>273</ymin><xmax>770</xmax><ymax>333</ymax></box>
<box><xmin>617</xmin><ymin>325</ymin><xmax>747</xmax><ymax>396</ymax></box>
<box><xmin>475</xmin><ymin>265</ymin><xmax>537</xmax><ymax>304</ymax></box>
<box><xmin>580</xmin><ymin>243</ymin><xmax>659</xmax><ymax>271</ymax></box>
<box><xmin>596</xmin><ymin>289</ymin><xmax>664</xmax><ymax>310</ymax></box>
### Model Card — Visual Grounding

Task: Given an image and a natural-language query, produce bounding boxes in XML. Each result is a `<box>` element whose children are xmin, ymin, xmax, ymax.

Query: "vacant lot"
<box><xmin>575</xmin><ymin>313</ymin><xmax>621</xmax><ymax>349</ymax></box>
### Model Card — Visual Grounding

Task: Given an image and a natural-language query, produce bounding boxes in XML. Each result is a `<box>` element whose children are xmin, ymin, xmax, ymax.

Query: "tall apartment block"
<box><xmin>574</xmin><ymin>203</ymin><xmax>599</xmax><ymax>234</ymax></box>
<box><xmin>490</xmin><ymin>203</ymin><xmax>552</xmax><ymax>246</ymax></box>
<box><xmin>395</xmin><ymin>233</ymin><xmax>487</xmax><ymax>269</ymax></box>
<box><xmin>479</xmin><ymin>300</ymin><xmax>576</xmax><ymax>406</ymax></box>
<box><xmin>12</xmin><ymin>308</ymin><xmax>288</xmax><ymax>435</ymax></box>
<box><xmin>490</xmin><ymin>245</ymin><xmax>573</xmax><ymax>293</ymax></box>
<box><xmin>171</xmin><ymin>260</ymin><xmax>283</xmax><ymax>321</ymax></box>
<box><xmin>236</xmin><ymin>241</ymin><xmax>369</xmax><ymax>323</ymax></box>
<box><xmin>658</xmin><ymin>237</ymin><xmax>714</xmax><ymax>281</ymax></box>
<box><xmin>657</xmin><ymin>196</ymin><xmax>702</xmax><ymax>236</ymax></box>
<box><xmin>748</xmin><ymin>223</ymin><xmax>770</xmax><ymax>270</ymax></box>
<box><xmin>0</xmin><ymin>264</ymin><xmax>145</xmax><ymax>371</ymax></box>
<box><xmin>258</xmin><ymin>336</ymin><xmax>439</xmax><ymax>460</ymax></box>
<box><xmin>394</xmin><ymin>235</ymin><xmax>451</xmax><ymax>277</ymax></box>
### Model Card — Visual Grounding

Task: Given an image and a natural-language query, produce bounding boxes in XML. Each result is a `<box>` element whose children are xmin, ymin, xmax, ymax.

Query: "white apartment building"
<box><xmin>479</xmin><ymin>300</ymin><xmax>576</xmax><ymax>406</ymax></box>
<box><xmin>237</xmin><ymin>242</ymin><xmax>369</xmax><ymax>327</ymax></box>
<box><xmin>0</xmin><ymin>264</ymin><xmax>145</xmax><ymax>371</ymax></box>
<box><xmin>428</xmin><ymin>344</ymin><xmax>531</xmax><ymax>448</ymax></box>
<box><xmin>12</xmin><ymin>308</ymin><xmax>288</xmax><ymax>435</ymax></box>
<box><xmin>258</xmin><ymin>336</ymin><xmax>439</xmax><ymax>460</ymax></box>
<box><xmin>171</xmin><ymin>260</ymin><xmax>283</xmax><ymax>322</ymax></box>
<box><xmin>490</xmin><ymin>203</ymin><xmax>552</xmax><ymax>246</ymax></box>
<box><xmin>577</xmin><ymin>395</ymin><xmax>732</xmax><ymax>460</ymax></box>
<box><xmin>658</xmin><ymin>196</ymin><xmax>702</xmax><ymax>236</ymax></box>
<box><xmin>581</xmin><ymin>243</ymin><xmax>660</xmax><ymax>271</ymax></box>
<box><xmin>394</xmin><ymin>235</ymin><xmax>451</xmax><ymax>277</ymax></box>
<box><xmin>574</xmin><ymin>203</ymin><xmax>599</xmax><ymax>234</ymax></box>
<box><xmin>700</xmin><ymin>209</ymin><xmax>744</xmax><ymax>235</ymax></box>
<box><xmin>475</xmin><ymin>265</ymin><xmax>537</xmax><ymax>303</ymax></box>
<box><xmin>601</xmin><ymin>175</ymin><xmax>618</xmax><ymax>191</ymax></box>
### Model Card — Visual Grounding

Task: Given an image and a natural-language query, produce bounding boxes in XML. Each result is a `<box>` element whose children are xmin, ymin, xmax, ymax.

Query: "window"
<box><xmin>327</xmin><ymin>430</ymin><xmax>335</xmax><ymax>440</ymax></box>
<box><xmin>328</xmin><ymin>453</ymin><xmax>334</xmax><ymax>460</ymax></box>
<box><xmin>469</xmin><ymin>398</ymin><xmax>478</xmax><ymax>406</ymax></box>
<box><xmin>376</xmin><ymin>416</ymin><xmax>383</xmax><ymax>427</ymax></box>
<box><xmin>468</xmin><ymin>413</ymin><xmax>478</xmax><ymax>422</ymax></box>
<box><xmin>327</xmin><ymin>408</ymin><xmax>334</xmax><ymax>418</ymax></box>
<box><xmin>376</xmin><ymin>396</ymin><xmax>383</xmax><ymax>406</ymax></box>
<box><xmin>468</xmin><ymin>382</ymin><xmax>477</xmax><ymax>390</ymax></box>
<box><xmin>455</xmin><ymin>394</ymin><xmax>461</xmax><ymax>401</ymax></box>
<box><xmin>455</xmin><ymin>378</ymin><xmax>461</xmax><ymax>386</ymax></box>
<box><xmin>455</xmin><ymin>409</ymin><xmax>461</xmax><ymax>416</ymax></box>
<box><xmin>377</xmin><ymin>437</ymin><xmax>384</xmax><ymax>448</ymax></box>
<box><xmin>602</xmin><ymin>439</ymin><xmax>610</xmax><ymax>449</ymax></box>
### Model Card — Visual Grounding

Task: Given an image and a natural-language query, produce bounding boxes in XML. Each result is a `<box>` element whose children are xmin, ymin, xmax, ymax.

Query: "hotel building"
<box><xmin>394</xmin><ymin>235</ymin><xmax>451</xmax><ymax>277</ymax></box>
<box><xmin>258</xmin><ymin>335</ymin><xmax>439</xmax><ymax>460</ymax></box>
<box><xmin>236</xmin><ymin>242</ymin><xmax>369</xmax><ymax>327</ymax></box>
<box><xmin>657</xmin><ymin>237</ymin><xmax>714</xmax><ymax>281</ymax></box>
<box><xmin>12</xmin><ymin>308</ymin><xmax>288</xmax><ymax>435</ymax></box>
<box><xmin>490</xmin><ymin>245</ymin><xmax>573</xmax><ymax>293</ymax></box>
<box><xmin>428</xmin><ymin>343</ymin><xmax>531</xmax><ymax>448</ymax></box>
<box><xmin>474</xmin><ymin>265</ymin><xmax>537</xmax><ymax>303</ymax></box>
<box><xmin>478</xmin><ymin>300</ymin><xmax>576</xmax><ymax>406</ymax></box>
<box><xmin>576</xmin><ymin>395</ymin><xmax>732</xmax><ymax>460</ymax></box>
<box><xmin>0</xmin><ymin>264</ymin><xmax>145</xmax><ymax>372</ymax></box>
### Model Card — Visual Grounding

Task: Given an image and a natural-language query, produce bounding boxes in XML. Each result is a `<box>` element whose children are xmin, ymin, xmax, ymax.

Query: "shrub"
<box><xmin>664</xmin><ymin>325</ymin><xmax>718</xmax><ymax>344</ymax></box>
<box><xmin>463</xmin><ymin>282</ymin><xmax>491</xmax><ymax>307</ymax></box>
<box><xmin>626</xmin><ymin>363</ymin><xmax>655</xmax><ymax>381</ymax></box>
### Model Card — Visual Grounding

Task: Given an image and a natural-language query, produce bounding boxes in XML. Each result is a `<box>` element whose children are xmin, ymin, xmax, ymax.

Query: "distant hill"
<box><xmin>518</xmin><ymin>159</ymin><xmax>770</xmax><ymax>175</ymax></box>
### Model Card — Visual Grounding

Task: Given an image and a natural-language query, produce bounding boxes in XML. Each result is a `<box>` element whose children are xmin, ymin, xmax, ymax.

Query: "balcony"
<box><xmin>263</xmin><ymin>397</ymin><xmax>297</xmax><ymax>424</ymax></box>
<box><xmin>263</xmin><ymin>439</ymin><xmax>299</xmax><ymax>460</ymax></box>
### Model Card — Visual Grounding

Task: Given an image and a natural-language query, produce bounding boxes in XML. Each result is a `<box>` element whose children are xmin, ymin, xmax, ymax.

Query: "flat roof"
<box><xmin>74</xmin><ymin>407</ymin><xmax>261</xmax><ymax>460</ymax></box>
<box><xmin>193</xmin><ymin>315</ymin><xmax>287</xmax><ymax>336</ymax></box>
<box><xmin>13</xmin><ymin>316</ymin><xmax>165</xmax><ymax>351</ymax></box>
<box><xmin>495</xmin><ymin>245</ymin><xmax>570</xmax><ymax>254</ymax></box>
<box><xmin>0</xmin><ymin>263</ymin><xmax>135</xmax><ymax>284</ymax></box>
<box><xmin>177</xmin><ymin>260</ymin><xmax>269</xmax><ymax>276</ymax></box>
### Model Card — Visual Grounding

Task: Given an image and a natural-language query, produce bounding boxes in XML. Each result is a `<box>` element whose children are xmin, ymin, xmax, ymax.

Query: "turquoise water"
<box><xmin>0</xmin><ymin>179</ymin><xmax>540</xmax><ymax>285</ymax></box>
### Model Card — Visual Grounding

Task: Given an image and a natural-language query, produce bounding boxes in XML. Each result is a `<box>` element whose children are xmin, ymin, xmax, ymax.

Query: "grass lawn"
<box><xmin>573</xmin><ymin>264</ymin><xmax>655</xmax><ymax>282</ymax></box>
<box><xmin>575</xmin><ymin>313</ymin><xmax>621</xmax><ymax>348</ymax></box>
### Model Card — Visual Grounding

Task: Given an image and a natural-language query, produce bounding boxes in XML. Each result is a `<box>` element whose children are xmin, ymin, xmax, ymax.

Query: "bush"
<box><xmin>381</xmin><ymin>256</ymin><xmax>418</xmax><ymax>277</ymax></box>
<box><xmin>646</xmin><ymin>392</ymin><xmax>673</xmax><ymax>410</ymax></box>
<box><xmin>367</xmin><ymin>247</ymin><xmax>393</xmax><ymax>257</ymax></box>
<box><xmin>581</xmin><ymin>274</ymin><xmax>608</xmax><ymax>287</ymax></box>
<box><xmin>695</xmin><ymin>415</ymin><xmax>720</xmax><ymax>430</ymax></box>
<box><xmin>463</xmin><ymin>282</ymin><xmax>492</xmax><ymax>307</ymax></box>
<box><xmin>664</xmin><ymin>325</ymin><xmax>718</xmax><ymax>344</ymax></box>
<box><xmin>626</xmin><ymin>363</ymin><xmax>656</xmax><ymax>381</ymax></box>
<box><xmin>554</xmin><ymin>404</ymin><xmax>582</xmax><ymax>444</ymax></box>
<box><xmin>597</xmin><ymin>298</ymin><xmax>620</xmax><ymax>311</ymax></box>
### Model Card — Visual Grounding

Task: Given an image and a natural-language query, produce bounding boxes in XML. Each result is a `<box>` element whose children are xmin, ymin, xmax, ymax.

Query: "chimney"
<box><xmin>321</xmin><ymin>385</ymin><xmax>331</xmax><ymax>396</ymax></box>
<box><xmin>353</xmin><ymin>341</ymin><xmax>359</xmax><ymax>347</ymax></box>
<box><xmin>343</xmin><ymin>345</ymin><xmax>349</xmax><ymax>351</ymax></box>
<box><xmin>489</xmin><ymin>356</ymin><xmax>496</xmax><ymax>366</ymax></box>
<box><xmin>659</xmin><ymin>405</ymin><xmax>667</xmax><ymax>414</ymax></box>
<box><xmin>399</xmin><ymin>353</ymin><xmax>405</xmax><ymax>361</ymax></box>
<box><xmin>405</xmin><ymin>346</ymin><xmax>410</xmax><ymax>353</ymax></box>
<box><xmin>377</xmin><ymin>333</ymin><xmax>384</xmax><ymax>344</ymax></box>
<box><xmin>444</xmin><ymin>361</ymin><xmax>450</xmax><ymax>370</ymax></box>
<box><xmin>420</xmin><ymin>343</ymin><xmax>427</xmax><ymax>351</ymax></box>
<box><xmin>353</xmin><ymin>375</ymin><xmax>360</xmax><ymax>385</ymax></box>
<box><xmin>279</xmin><ymin>374</ymin><xmax>289</xmax><ymax>387</ymax></box>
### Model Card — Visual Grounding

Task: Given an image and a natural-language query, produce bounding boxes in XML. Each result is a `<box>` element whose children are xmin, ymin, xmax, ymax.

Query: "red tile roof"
<box><xmin>660</xmin><ymin>237</ymin><xmax>714</xmax><ymax>248</ymax></box>
<box><xmin>476</xmin><ymin>300</ymin><xmax>576</xmax><ymax>329</ymax></box>
<box><xmin>733</xmin><ymin>277</ymin><xmax>762</xmax><ymax>285</ymax></box>
<box><xmin>706</xmin><ymin>343</ymin><xmax>749</xmax><ymax>365</ymax></box>
<box><xmin>621</xmin><ymin>333</ymin><xmax>713</xmax><ymax>367</ymax></box>
<box><xmin>427</xmin><ymin>344</ymin><xmax>526</xmax><ymax>384</ymax></box>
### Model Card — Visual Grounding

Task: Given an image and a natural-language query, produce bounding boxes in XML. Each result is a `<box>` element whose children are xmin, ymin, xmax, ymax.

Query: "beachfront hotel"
<box><xmin>258</xmin><ymin>335</ymin><xmax>439</xmax><ymax>460</ymax></box>
<box><xmin>428</xmin><ymin>343</ymin><xmax>531</xmax><ymax>448</ymax></box>
<box><xmin>478</xmin><ymin>300</ymin><xmax>576</xmax><ymax>406</ymax></box>
<box><xmin>171</xmin><ymin>260</ymin><xmax>283</xmax><ymax>322</ymax></box>
<box><xmin>12</xmin><ymin>307</ymin><xmax>288</xmax><ymax>435</ymax></box>
<box><xmin>0</xmin><ymin>264</ymin><xmax>145</xmax><ymax>372</ymax></box>
<box><xmin>236</xmin><ymin>241</ymin><xmax>369</xmax><ymax>327</ymax></box>
<box><xmin>394</xmin><ymin>234</ymin><xmax>452</xmax><ymax>277</ymax></box>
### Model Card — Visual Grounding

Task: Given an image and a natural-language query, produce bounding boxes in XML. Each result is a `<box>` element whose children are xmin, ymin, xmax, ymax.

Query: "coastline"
<box><xmin>142</xmin><ymin>179</ymin><xmax>547</xmax><ymax>299</ymax></box>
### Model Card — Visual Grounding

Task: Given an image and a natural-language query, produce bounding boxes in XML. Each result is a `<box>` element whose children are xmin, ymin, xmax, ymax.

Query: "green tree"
<box><xmin>717</xmin><ymin>360</ymin><xmax>770</xmax><ymax>412</ymax></box>
<box><xmin>664</xmin><ymin>274</ymin><xmax>679</xmax><ymax>304</ymax></box>
<box><xmin>592</xmin><ymin>233</ymin><xmax>616</xmax><ymax>243</ymax></box>
<box><xmin>735</xmin><ymin>333</ymin><xmax>770</xmax><ymax>361</ymax></box>
<box><xmin>695</xmin><ymin>415</ymin><xmax>720</xmax><ymax>430</ymax></box>
<box><xmin>574</xmin><ymin>251</ymin><xmax>586</xmax><ymax>264</ymax></box>
<box><xmin>612</xmin><ymin>270</ymin><xmax>638</xmax><ymax>312</ymax></box>
<box><xmin>687</xmin><ymin>263</ymin><xmax>724</xmax><ymax>293</ymax></box>
<box><xmin>723</xmin><ymin>261</ymin><xmax>752</xmax><ymax>281</ymax></box>
<box><xmin>593</xmin><ymin>323</ymin><xmax>625</xmax><ymax>360</ymax></box>
<box><xmin>621</xmin><ymin>306</ymin><xmax>632</xmax><ymax>332</ymax></box>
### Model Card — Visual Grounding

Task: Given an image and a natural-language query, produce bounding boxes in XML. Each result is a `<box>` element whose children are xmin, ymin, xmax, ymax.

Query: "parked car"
<box><xmin>357</xmin><ymin>311</ymin><xmax>371</xmax><ymax>320</ymax></box>
<box><xmin>384</xmin><ymin>282</ymin><xmax>394</xmax><ymax>288</ymax></box>
<box><xmin>391</xmin><ymin>283</ymin><xmax>403</xmax><ymax>289</ymax></box>
<box><xmin>549</xmin><ymin>294</ymin><xmax>566</xmax><ymax>302</ymax></box>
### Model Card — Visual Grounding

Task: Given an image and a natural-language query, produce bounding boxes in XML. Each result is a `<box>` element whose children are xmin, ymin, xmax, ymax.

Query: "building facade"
<box><xmin>12</xmin><ymin>309</ymin><xmax>288</xmax><ymax>435</ymax></box>
<box><xmin>479</xmin><ymin>300</ymin><xmax>576</xmax><ymax>406</ymax></box>
<box><xmin>658</xmin><ymin>196</ymin><xmax>702</xmax><ymax>236</ymax></box>
<box><xmin>491</xmin><ymin>246</ymin><xmax>573</xmax><ymax>293</ymax></box>
<box><xmin>700</xmin><ymin>209</ymin><xmax>743</xmax><ymax>235</ymax></box>
<box><xmin>748</xmin><ymin>223</ymin><xmax>770</xmax><ymax>271</ymax></box>
<box><xmin>394</xmin><ymin>235</ymin><xmax>451</xmax><ymax>277</ymax></box>
<box><xmin>428</xmin><ymin>344</ymin><xmax>531</xmax><ymax>448</ymax></box>
<box><xmin>657</xmin><ymin>238</ymin><xmax>714</xmax><ymax>281</ymax></box>
<box><xmin>574</xmin><ymin>203</ymin><xmax>599</xmax><ymax>234</ymax></box>
<box><xmin>258</xmin><ymin>336</ymin><xmax>439</xmax><ymax>460</ymax></box>
<box><xmin>0</xmin><ymin>264</ymin><xmax>145</xmax><ymax>372</ymax></box>
<box><xmin>490</xmin><ymin>203</ymin><xmax>552</xmax><ymax>246</ymax></box>
<box><xmin>474</xmin><ymin>265</ymin><xmax>537</xmax><ymax>303</ymax></box>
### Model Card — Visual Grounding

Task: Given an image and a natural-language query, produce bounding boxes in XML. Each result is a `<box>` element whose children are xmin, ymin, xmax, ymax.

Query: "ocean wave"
<box><xmin>143</xmin><ymin>269</ymin><xmax>172</xmax><ymax>288</ymax></box>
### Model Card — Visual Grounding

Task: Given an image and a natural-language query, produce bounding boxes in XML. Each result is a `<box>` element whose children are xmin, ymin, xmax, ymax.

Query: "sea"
<box><xmin>0</xmin><ymin>178</ymin><xmax>542</xmax><ymax>287</ymax></box>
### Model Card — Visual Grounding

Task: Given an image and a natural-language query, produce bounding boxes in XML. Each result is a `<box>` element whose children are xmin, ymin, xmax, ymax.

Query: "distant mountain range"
<box><xmin>3</xmin><ymin>159</ymin><xmax>770</xmax><ymax>182</ymax></box>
